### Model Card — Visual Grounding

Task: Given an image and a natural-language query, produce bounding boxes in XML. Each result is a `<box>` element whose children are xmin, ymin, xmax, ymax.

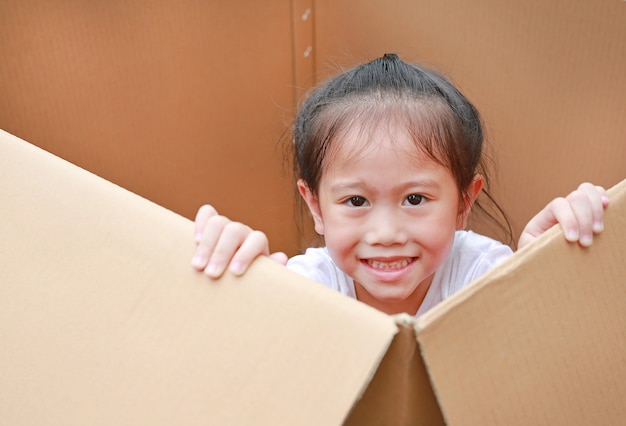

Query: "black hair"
<box><xmin>289</xmin><ymin>53</ymin><xmax>513</xmax><ymax>247</ymax></box>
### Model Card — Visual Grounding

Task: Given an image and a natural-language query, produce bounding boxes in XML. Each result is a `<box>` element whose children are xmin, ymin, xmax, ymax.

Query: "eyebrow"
<box><xmin>329</xmin><ymin>179</ymin><xmax>441</xmax><ymax>193</ymax></box>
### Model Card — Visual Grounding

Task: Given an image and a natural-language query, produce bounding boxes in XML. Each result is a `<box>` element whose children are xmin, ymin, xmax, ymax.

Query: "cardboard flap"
<box><xmin>0</xmin><ymin>129</ymin><xmax>399</xmax><ymax>425</ymax></box>
<box><xmin>416</xmin><ymin>178</ymin><xmax>626</xmax><ymax>425</ymax></box>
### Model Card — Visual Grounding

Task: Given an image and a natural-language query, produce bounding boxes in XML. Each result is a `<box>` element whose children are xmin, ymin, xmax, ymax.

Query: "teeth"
<box><xmin>368</xmin><ymin>258</ymin><xmax>411</xmax><ymax>270</ymax></box>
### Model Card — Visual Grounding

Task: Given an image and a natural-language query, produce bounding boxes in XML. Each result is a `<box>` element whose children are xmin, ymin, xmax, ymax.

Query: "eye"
<box><xmin>405</xmin><ymin>194</ymin><xmax>425</xmax><ymax>206</ymax></box>
<box><xmin>347</xmin><ymin>196</ymin><xmax>368</xmax><ymax>207</ymax></box>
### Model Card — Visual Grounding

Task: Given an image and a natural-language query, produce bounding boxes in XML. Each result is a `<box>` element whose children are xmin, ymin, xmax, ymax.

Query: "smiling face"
<box><xmin>299</xmin><ymin>121</ymin><xmax>481</xmax><ymax>315</ymax></box>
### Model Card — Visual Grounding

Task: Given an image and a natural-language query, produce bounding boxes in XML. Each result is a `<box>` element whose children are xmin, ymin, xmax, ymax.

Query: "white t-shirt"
<box><xmin>286</xmin><ymin>230</ymin><xmax>513</xmax><ymax>317</ymax></box>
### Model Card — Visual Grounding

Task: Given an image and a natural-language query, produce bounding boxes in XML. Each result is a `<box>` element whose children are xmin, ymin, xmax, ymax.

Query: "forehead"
<box><xmin>320</xmin><ymin>133</ymin><xmax>459</xmax><ymax>203</ymax></box>
<box><xmin>319</xmin><ymin>96</ymin><xmax>451</xmax><ymax>164</ymax></box>
<box><xmin>325</xmin><ymin>115</ymin><xmax>430</xmax><ymax>170</ymax></box>
<box><xmin>323</xmin><ymin>122</ymin><xmax>449</xmax><ymax>184</ymax></box>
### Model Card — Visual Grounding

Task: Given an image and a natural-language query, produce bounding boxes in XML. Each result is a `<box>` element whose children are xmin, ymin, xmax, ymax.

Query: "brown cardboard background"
<box><xmin>0</xmin><ymin>0</ymin><xmax>300</xmax><ymax>254</ymax></box>
<box><xmin>1</xmin><ymin>0</ymin><xmax>624</xmax><ymax>255</ymax></box>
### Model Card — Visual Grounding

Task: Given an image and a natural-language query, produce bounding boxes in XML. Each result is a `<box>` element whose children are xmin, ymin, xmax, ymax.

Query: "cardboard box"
<box><xmin>1</xmin><ymin>128</ymin><xmax>625</xmax><ymax>425</ymax></box>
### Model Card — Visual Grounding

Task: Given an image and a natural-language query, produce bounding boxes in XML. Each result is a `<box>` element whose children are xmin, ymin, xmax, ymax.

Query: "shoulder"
<box><xmin>286</xmin><ymin>247</ymin><xmax>354</xmax><ymax>295</ymax></box>
<box><xmin>287</xmin><ymin>247</ymin><xmax>335</xmax><ymax>271</ymax></box>
<box><xmin>453</xmin><ymin>230</ymin><xmax>513</xmax><ymax>258</ymax></box>
<box><xmin>436</xmin><ymin>230</ymin><xmax>513</xmax><ymax>296</ymax></box>
<box><xmin>451</xmin><ymin>230</ymin><xmax>513</xmax><ymax>272</ymax></box>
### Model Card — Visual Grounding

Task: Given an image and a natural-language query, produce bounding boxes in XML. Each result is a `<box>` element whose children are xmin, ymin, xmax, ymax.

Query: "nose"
<box><xmin>363</xmin><ymin>207</ymin><xmax>409</xmax><ymax>246</ymax></box>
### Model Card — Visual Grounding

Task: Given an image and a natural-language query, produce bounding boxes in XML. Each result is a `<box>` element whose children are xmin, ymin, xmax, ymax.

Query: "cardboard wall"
<box><xmin>1</xmin><ymin>0</ymin><xmax>624</xmax><ymax>255</ymax></box>
<box><xmin>0</xmin><ymin>0</ymin><xmax>303</xmax><ymax>255</ymax></box>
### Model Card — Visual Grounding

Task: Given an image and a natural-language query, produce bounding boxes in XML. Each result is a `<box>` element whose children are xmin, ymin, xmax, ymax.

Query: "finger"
<box><xmin>573</xmin><ymin>183</ymin><xmax>608</xmax><ymax>237</ymax></box>
<box><xmin>268</xmin><ymin>252</ymin><xmax>289</xmax><ymax>266</ymax></box>
<box><xmin>548</xmin><ymin>197</ymin><xmax>580</xmax><ymax>243</ymax></box>
<box><xmin>227</xmin><ymin>230</ymin><xmax>271</xmax><ymax>276</ymax></box>
<box><xmin>594</xmin><ymin>184</ymin><xmax>610</xmax><ymax>208</ymax></box>
<box><xmin>191</xmin><ymin>214</ymin><xmax>231</xmax><ymax>272</ymax></box>
<box><xmin>194</xmin><ymin>204</ymin><xmax>218</xmax><ymax>243</ymax></box>
<box><xmin>204</xmin><ymin>221</ymin><xmax>255</xmax><ymax>278</ymax></box>
<box><xmin>570</xmin><ymin>182</ymin><xmax>611</xmax><ymax>245</ymax></box>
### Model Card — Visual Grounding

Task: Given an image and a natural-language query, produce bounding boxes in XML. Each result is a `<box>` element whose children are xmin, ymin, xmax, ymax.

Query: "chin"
<box><xmin>371</xmin><ymin>288</ymin><xmax>415</xmax><ymax>304</ymax></box>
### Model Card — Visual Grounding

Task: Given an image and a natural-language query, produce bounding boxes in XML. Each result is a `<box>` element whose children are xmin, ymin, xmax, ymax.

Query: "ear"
<box><xmin>456</xmin><ymin>174</ymin><xmax>484</xmax><ymax>230</ymax></box>
<box><xmin>297</xmin><ymin>179</ymin><xmax>325</xmax><ymax>235</ymax></box>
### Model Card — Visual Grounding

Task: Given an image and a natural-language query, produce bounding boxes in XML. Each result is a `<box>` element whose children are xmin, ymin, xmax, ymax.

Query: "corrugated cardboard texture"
<box><xmin>2</xmin><ymin>1</ymin><xmax>624</xmax><ymax>257</ymax></box>
<box><xmin>345</xmin><ymin>317</ymin><xmax>445</xmax><ymax>426</ymax></box>
<box><xmin>416</xmin><ymin>178</ymin><xmax>626</xmax><ymax>425</ymax></box>
<box><xmin>0</xmin><ymin>1</ymin><xmax>300</xmax><ymax>255</ymax></box>
<box><xmin>3</xmin><ymin>127</ymin><xmax>625</xmax><ymax>425</ymax></box>
<box><xmin>0</xmin><ymin>129</ymin><xmax>399</xmax><ymax>425</ymax></box>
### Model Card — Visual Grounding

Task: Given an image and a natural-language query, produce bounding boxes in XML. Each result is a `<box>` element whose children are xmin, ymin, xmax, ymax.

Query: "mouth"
<box><xmin>360</xmin><ymin>256</ymin><xmax>417</xmax><ymax>283</ymax></box>
<box><xmin>365</xmin><ymin>257</ymin><xmax>416</xmax><ymax>270</ymax></box>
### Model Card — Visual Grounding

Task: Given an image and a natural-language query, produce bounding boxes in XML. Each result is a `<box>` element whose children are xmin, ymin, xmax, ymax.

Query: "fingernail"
<box><xmin>204</xmin><ymin>263</ymin><xmax>219</xmax><ymax>277</ymax></box>
<box><xmin>191</xmin><ymin>255</ymin><xmax>204</xmax><ymax>269</ymax></box>
<box><xmin>566</xmin><ymin>229</ymin><xmax>579</xmax><ymax>241</ymax></box>
<box><xmin>580</xmin><ymin>234</ymin><xmax>593</xmax><ymax>247</ymax></box>
<box><xmin>593</xmin><ymin>220</ymin><xmax>604</xmax><ymax>233</ymax></box>
<box><xmin>601</xmin><ymin>194</ymin><xmax>609</xmax><ymax>205</ymax></box>
<box><xmin>230</xmin><ymin>261</ymin><xmax>244</xmax><ymax>275</ymax></box>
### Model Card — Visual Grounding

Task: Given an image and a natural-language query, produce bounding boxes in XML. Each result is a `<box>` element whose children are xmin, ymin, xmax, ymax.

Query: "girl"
<box><xmin>191</xmin><ymin>53</ymin><xmax>608</xmax><ymax>316</ymax></box>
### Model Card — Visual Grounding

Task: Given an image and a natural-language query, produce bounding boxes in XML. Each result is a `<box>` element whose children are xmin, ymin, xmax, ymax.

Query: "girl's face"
<box><xmin>299</xmin><ymin>124</ymin><xmax>482</xmax><ymax>315</ymax></box>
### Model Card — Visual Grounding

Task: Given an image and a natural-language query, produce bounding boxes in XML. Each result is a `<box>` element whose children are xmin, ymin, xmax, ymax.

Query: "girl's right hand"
<box><xmin>191</xmin><ymin>204</ymin><xmax>288</xmax><ymax>279</ymax></box>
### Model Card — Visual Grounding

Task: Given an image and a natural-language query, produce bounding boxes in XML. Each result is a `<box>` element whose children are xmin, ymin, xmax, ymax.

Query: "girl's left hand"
<box><xmin>518</xmin><ymin>182</ymin><xmax>609</xmax><ymax>249</ymax></box>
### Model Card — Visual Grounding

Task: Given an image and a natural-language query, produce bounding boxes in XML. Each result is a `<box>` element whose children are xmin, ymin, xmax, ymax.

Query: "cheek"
<box><xmin>320</xmin><ymin>217</ymin><xmax>361</xmax><ymax>265</ymax></box>
<box><xmin>412</xmin><ymin>215</ymin><xmax>457</xmax><ymax>257</ymax></box>
<box><xmin>323</xmin><ymin>221</ymin><xmax>357</xmax><ymax>252</ymax></box>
